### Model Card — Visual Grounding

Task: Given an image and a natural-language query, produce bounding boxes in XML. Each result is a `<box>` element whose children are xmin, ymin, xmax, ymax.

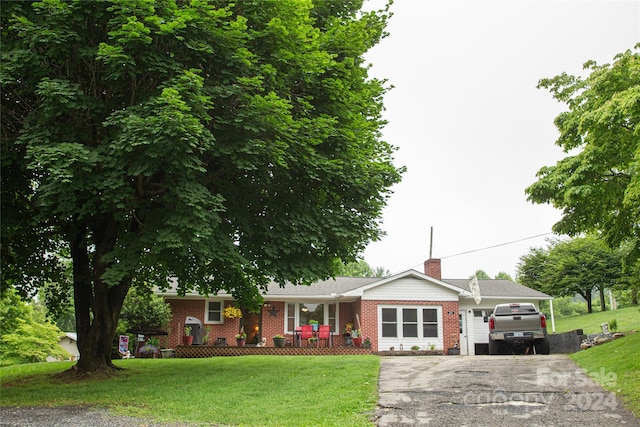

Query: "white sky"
<box><xmin>362</xmin><ymin>0</ymin><xmax>640</xmax><ymax>279</ymax></box>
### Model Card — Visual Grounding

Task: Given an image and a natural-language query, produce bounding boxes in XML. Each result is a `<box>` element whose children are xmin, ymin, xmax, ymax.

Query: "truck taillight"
<box><xmin>540</xmin><ymin>314</ymin><xmax>547</xmax><ymax>328</ymax></box>
<box><xmin>489</xmin><ymin>317</ymin><xmax>495</xmax><ymax>330</ymax></box>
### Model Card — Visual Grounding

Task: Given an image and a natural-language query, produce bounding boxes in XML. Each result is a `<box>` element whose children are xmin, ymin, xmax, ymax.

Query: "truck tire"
<box><xmin>535</xmin><ymin>339</ymin><xmax>550</xmax><ymax>355</ymax></box>
<box><xmin>488</xmin><ymin>337</ymin><xmax>499</xmax><ymax>355</ymax></box>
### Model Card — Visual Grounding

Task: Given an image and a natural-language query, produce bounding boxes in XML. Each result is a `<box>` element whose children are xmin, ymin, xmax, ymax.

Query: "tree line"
<box><xmin>517</xmin><ymin>235</ymin><xmax>639</xmax><ymax>313</ymax></box>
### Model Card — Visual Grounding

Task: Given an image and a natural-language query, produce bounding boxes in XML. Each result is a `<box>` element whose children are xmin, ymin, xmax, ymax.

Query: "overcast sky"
<box><xmin>361</xmin><ymin>0</ymin><xmax>640</xmax><ymax>279</ymax></box>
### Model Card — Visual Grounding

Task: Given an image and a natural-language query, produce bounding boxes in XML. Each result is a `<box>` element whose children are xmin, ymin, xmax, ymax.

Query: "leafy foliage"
<box><xmin>0</xmin><ymin>289</ymin><xmax>69</xmax><ymax>366</ymax></box>
<box><xmin>472</xmin><ymin>270</ymin><xmax>491</xmax><ymax>280</ymax></box>
<box><xmin>527</xmin><ymin>45</ymin><xmax>640</xmax><ymax>260</ymax></box>
<box><xmin>494</xmin><ymin>271</ymin><xmax>513</xmax><ymax>280</ymax></box>
<box><xmin>335</xmin><ymin>259</ymin><xmax>389</xmax><ymax>277</ymax></box>
<box><xmin>119</xmin><ymin>287</ymin><xmax>172</xmax><ymax>331</ymax></box>
<box><xmin>517</xmin><ymin>235</ymin><xmax>625</xmax><ymax>312</ymax></box>
<box><xmin>1</xmin><ymin>0</ymin><xmax>401</xmax><ymax>372</ymax></box>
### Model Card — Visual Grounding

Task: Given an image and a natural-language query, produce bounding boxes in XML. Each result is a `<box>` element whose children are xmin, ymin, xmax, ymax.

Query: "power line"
<box><xmin>440</xmin><ymin>232</ymin><xmax>554</xmax><ymax>259</ymax></box>
<box><xmin>385</xmin><ymin>232</ymin><xmax>556</xmax><ymax>276</ymax></box>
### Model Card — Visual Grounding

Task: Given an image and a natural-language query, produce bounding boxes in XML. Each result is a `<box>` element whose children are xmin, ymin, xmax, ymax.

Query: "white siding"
<box><xmin>472</xmin><ymin>309</ymin><xmax>491</xmax><ymax>344</ymax></box>
<box><xmin>459</xmin><ymin>306</ymin><xmax>494</xmax><ymax>355</ymax></box>
<box><xmin>363</xmin><ymin>277</ymin><xmax>458</xmax><ymax>301</ymax></box>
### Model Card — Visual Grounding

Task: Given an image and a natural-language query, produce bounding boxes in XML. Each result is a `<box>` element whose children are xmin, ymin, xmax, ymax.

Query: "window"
<box><xmin>381</xmin><ymin>308</ymin><xmax>398</xmax><ymax>337</ymax></box>
<box><xmin>403</xmin><ymin>308</ymin><xmax>418</xmax><ymax>337</ymax></box>
<box><xmin>286</xmin><ymin>303</ymin><xmax>337</xmax><ymax>333</ymax></box>
<box><xmin>287</xmin><ymin>303</ymin><xmax>296</xmax><ymax>332</ymax></box>
<box><xmin>423</xmin><ymin>308</ymin><xmax>438</xmax><ymax>337</ymax></box>
<box><xmin>206</xmin><ymin>301</ymin><xmax>223</xmax><ymax>324</ymax></box>
<box><xmin>380</xmin><ymin>306</ymin><xmax>440</xmax><ymax>339</ymax></box>
<box><xmin>328</xmin><ymin>304</ymin><xmax>336</xmax><ymax>333</ymax></box>
<box><xmin>494</xmin><ymin>303</ymin><xmax>537</xmax><ymax>315</ymax></box>
<box><xmin>300</xmin><ymin>303</ymin><xmax>324</xmax><ymax>325</ymax></box>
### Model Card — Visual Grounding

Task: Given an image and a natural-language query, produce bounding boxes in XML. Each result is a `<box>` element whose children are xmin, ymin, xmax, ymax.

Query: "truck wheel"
<box><xmin>488</xmin><ymin>338</ymin><xmax>499</xmax><ymax>355</ymax></box>
<box><xmin>535</xmin><ymin>339</ymin><xmax>550</xmax><ymax>355</ymax></box>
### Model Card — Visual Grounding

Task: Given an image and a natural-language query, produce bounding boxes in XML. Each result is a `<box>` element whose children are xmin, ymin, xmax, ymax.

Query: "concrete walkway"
<box><xmin>375</xmin><ymin>355</ymin><xmax>639</xmax><ymax>426</ymax></box>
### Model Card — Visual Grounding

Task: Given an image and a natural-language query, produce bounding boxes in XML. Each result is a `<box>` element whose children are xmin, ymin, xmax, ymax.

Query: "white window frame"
<box><xmin>205</xmin><ymin>300</ymin><xmax>224</xmax><ymax>324</ymax></box>
<box><xmin>378</xmin><ymin>305</ymin><xmax>443</xmax><ymax>340</ymax></box>
<box><xmin>286</xmin><ymin>302</ymin><xmax>339</xmax><ymax>334</ymax></box>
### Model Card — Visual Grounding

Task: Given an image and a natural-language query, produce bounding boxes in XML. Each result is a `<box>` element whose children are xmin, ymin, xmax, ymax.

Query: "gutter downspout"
<box><xmin>549</xmin><ymin>298</ymin><xmax>556</xmax><ymax>333</ymax></box>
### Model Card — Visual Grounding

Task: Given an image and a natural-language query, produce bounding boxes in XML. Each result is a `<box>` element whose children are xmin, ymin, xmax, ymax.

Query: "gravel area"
<box><xmin>0</xmin><ymin>406</ymin><xmax>199</xmax><ymax>427</ymax></box>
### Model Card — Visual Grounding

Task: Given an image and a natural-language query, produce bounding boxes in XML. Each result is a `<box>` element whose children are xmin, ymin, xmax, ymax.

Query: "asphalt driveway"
<box><xmin>375</xmin><ymin>354</ymin><xmax>638</xmax><ymax>426</ymax></box>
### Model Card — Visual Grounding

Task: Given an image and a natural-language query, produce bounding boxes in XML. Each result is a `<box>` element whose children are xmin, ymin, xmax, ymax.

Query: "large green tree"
<box><xmin>517</xmin><ymin>236</ymin><xmax>624</xmax><ymax>312</ymax></box>
<box><xmin>526</xmin><ymin>45</ymin><xmax>640</xmax><ymax>261</ymax></box>
<box><xmin>1</xmin><ymin>0</ymin><xmax>401</xmax><ymax>374</ymax></box>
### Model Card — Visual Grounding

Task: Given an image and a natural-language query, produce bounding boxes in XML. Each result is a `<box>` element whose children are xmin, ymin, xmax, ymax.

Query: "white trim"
<box><xmin>344</xmin><ymin>270</ymin><xmax>465</xmax><ymax>297</ymax></box>
<box><xmin>377</xmin><ymin>304</ymin><xmax>444</xmax><ymax>351</ymax></box>
<box><xmin>285</xmin><ymin>302</ymin><xmax>339</xmax><ymax>335</ymax></box>
<box><xmin>204</xmin><ymin>300</ymin><xmax>224</xmax><ymax>324</ymax></box>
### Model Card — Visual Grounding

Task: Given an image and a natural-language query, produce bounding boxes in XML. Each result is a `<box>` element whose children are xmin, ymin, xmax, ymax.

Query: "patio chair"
<box><xmin>300</xmin><ymin>325</ymin><xmax>314</xmax><ymax>346</ymax></box>
<box><xmin>317</xmin><ymin>325</ymin><xmax>332</xmax><ymax>347</ymax></box>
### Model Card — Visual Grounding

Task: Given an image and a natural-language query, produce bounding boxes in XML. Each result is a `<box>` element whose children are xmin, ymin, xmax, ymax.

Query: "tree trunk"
<box><xmin>71</xmin><ymin>216</ymin><xmax>131</xmax><ymax>374</ymax></box>
<box><xmin>578</xmin><ymin>289</ymin><xmax>594</xmax><ymax>313</ymax></box>
<box><xmin>599</xmin><ymin>286</ymin><xmax>607</xmax><ymax>312</ymax></box>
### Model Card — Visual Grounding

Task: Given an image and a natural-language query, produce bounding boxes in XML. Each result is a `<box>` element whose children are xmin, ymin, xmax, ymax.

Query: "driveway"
<box><xmin>375</xmin><ymin>355</ymin><xmax>639</xmax><ymax>426</ymax></box>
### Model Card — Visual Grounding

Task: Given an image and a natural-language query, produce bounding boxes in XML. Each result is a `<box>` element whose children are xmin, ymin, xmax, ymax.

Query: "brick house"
<box><xmin>157</xmin><ymin>258</ymin><xmax>550</xmax><ymax>355</ymax></box>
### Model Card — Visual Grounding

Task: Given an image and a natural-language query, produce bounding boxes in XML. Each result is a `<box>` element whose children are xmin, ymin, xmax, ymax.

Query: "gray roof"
<box><xmin>443</xmin><ymin>279</ymin><xmax>550</xmax><ymax>299</ymax></box>
<box><xmin>264</xmin><ymin>277</ymin><xmax>380</xmax><ymax>297</ymax></box>
<box><xmin>159</xmin><ymin>274</ymin><xmax>549</xmax><ymax>300</ymax></box>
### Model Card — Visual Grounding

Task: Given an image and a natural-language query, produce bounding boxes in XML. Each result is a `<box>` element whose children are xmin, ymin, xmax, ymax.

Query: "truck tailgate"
<box><xmin>492</xmin><ymin>314</ymin><xmax>541</xmax><ymax>332</ymax></box>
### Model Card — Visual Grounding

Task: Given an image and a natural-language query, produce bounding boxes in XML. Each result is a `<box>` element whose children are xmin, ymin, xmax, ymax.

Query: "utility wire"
<box><xmin>440</xmin><ymin>232</ymin><xmax>554</xmax><ymax>259</ymax></box>
<box><xmin>386</xmin><ymin>232</ymin><xmax>556</xmax><ymax>276</ymax></box>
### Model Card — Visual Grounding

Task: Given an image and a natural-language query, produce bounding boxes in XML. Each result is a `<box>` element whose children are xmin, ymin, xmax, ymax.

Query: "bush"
<box><xmin>0</xmin><ymin>289</ymin><xmax>70</xmax><ymax>366</ymax></box>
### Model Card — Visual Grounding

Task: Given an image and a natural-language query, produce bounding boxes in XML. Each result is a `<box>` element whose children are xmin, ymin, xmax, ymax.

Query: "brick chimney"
<box><xmin>424</xmin><ymin>258</ymin><xmax>441</xmax><ymax>280</ymax></box>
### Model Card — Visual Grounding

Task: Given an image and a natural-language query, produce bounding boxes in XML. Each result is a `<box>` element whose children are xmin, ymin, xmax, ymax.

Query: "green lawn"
<box><xmin>550</xmin><ymin>305</ymin><xmax>640</xmax><ymax>417</ymax></box>
<box><xmin>1</xmin><ymin>355</ymin><xmax>380</xmax><ymax>426</ymax></box>
<box><xmin>550</xmin><ymin>305</ymin><xmax>640</xmax><ymax>334</ymax></box>
<box><xmin>570</xmin><ymin>330</ymin><xmax>640</xmax><ymax>417</ymax></box>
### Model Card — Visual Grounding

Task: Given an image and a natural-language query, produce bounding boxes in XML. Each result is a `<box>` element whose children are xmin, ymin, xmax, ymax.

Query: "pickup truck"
<box><xmin>488</xmin><ymin>303</ymin><xmax>550</xmax><ymax>355</ymax></box>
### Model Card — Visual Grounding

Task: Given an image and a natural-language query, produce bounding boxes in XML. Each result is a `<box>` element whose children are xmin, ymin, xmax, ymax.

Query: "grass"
<box><xmin>551</xmin><ymin>305</ymin><xmax>640</xmax><ymax>334</ymax></box>
<box><xmin>0</xmin><ymin>355</ymin><xmax>380</xmax><ymax>426</ymax></box>
<box><xmin>570</xmin><ymin>331</ymin><xmax>640</xmax><ymax>417</ymax></box>
<box><xmin>551</xmin><ymin>305</ymin><xmax>640</xmax><ymax>417</ymax></box>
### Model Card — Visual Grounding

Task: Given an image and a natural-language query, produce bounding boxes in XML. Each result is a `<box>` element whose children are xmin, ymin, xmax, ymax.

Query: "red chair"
<box><xmin>317</xmin><ymin>325</ymin><xmax>332</xmax><ymax>347</ymax></box>
<box><xmin>300</xmin><ymin>325</ymin><xmax>315</xmax><ymax>347</ymax></box>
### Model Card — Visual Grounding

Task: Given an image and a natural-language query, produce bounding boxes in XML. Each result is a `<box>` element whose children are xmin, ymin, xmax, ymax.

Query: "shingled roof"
<box><xmin>264</xmin><ymin>277</ymin><xmax>379</xmax><ymax>297</ymax></box>
<box><xmin>159</xmin><ymin>274</ymin><xmax>549</xmax><ymax>300</ymax></box>
<box><xmin>443</xmin><ymin>279</ymin><xmax>550</xmax><ymax>299</ymax></box>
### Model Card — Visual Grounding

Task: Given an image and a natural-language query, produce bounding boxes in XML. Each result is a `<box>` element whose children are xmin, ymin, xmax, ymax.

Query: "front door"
<box><xmin>242</xmin><ymin>311</ymin><xmax>262</xmax><ymax>345</ymax></box>
<box><xmin>459</xmin><ymin>311</ymin><xmax>468</xmax><ymax>355</ymax></box>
